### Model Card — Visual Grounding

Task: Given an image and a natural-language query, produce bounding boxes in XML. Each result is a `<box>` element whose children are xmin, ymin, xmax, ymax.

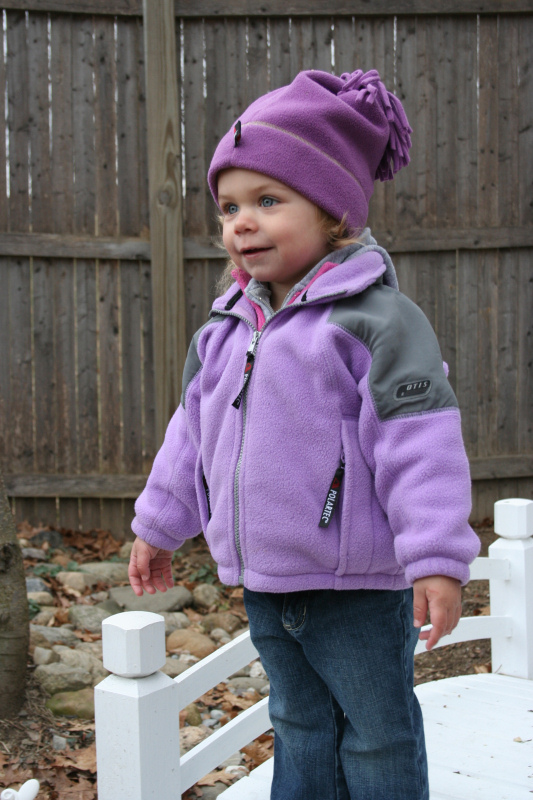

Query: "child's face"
<box><xmin>218</xmin><ymin>168</ymin><xmax>330</xmax><ymax>304</ymax></box>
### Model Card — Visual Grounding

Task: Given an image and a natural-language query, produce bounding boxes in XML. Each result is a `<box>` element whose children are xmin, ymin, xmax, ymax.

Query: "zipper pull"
<box><xmin>232</xmin><ymin>331</ymin><xmax>261</xmax><ymax>409</ymax></box>
<box><xmin>319</xmin><ymin>457</ymin><xmax>345</xmax><ymax>528</ymax></box>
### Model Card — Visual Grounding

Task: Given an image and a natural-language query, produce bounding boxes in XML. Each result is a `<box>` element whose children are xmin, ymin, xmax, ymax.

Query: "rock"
<box><xmin>231</xmin><ymin>627</ymin><xmax>249</xmax><ymax>639</ymax></box>
<box><xmin>183</xmin><ymin>703</ymin><xmax>203</xmax><ymax>726</ymax></box>
<box><xmin>229</xmin><ymin>665</ymin><xmax>251</xmax><ymax>679</ymax></box>
<box><xmin>28</xmin><ymin>529</ymin><xmax>64</xmax><ymax>549</ymax></box>
<box><xmin>26</xmin><ymin>577</ymin><xmax>49</xmax><ymax>593</ymax></box>
<box><xmin>31</xmin><ymin>607</ymin><xmax>56</xmax><ymax>626</ymax></box>
<box><xmin>68</xmin><ymin>605</ymin><xmax>114</xmax><ymax>633</ymax></box>
<box><xmin>250</xmin><ymin>661</ymin><xmax>268</xmax><ymax>680</ymax></box>
<box><xmin>119</xmin><ymin>541</ymin><xmax>133</xmax><ymax>559</ymax></box>
<box><xmin>52</xmin><ymin>645</ymin><xmax>108</xmax><ymax>684</ymax></box>
<box><xmin>30</xmin><ymin>625</ymin><xmax>79</xmax><ymax>649</ymax></box>
<box><xmin>202</xmin><ymin>612</ymin><xmax>241</xmax><ymax>635</ymax></box>
<box><xmin>33</xmin><ymin>646</ymin><xmax>60</xmax><ymax>666</ymax></box>
<box><xmin>22</xmin><ymin>547</ymin><xmax>47</xmax><ymax>560</ymax></box>
<box><xmin>226</xmin><ymin>677</ymin><xmax>269</xmax><ymax>693</ymax></box>
<box><xmin>176</xmin><ymin>653</ymin><xmax>199</xmax><ymax>668</ymax></box>
<box><xmin>160</xmin><ymin>611</ymin><xmax>191</xmax><ymax>635</ymax></box>
<box><xmin>209</xmin><ymin>628</ymin><xmax>231</xmax><ymax>645</ymax></box>
<box><xmin>109</xmin><ymin>585</ymin><xmax>192</xmax><ymax>613</ymax></box>
<box><xmin>35</xmin><ymin>663</ymin><xmax>92</xmax><ymax>694</ymax></box>
<box><xmin>225</xmin><ymin>765</ymin><xmax>249</xmax><ymax>780</ymax></box>
<box><xmin>46</xmin><ymin>687</ymin><xmax>95</xmax><ymax>719</ymax></box>
<box><xmin>197</xmin><ymin>783</ymin><xmax>231</xmax><ymax>800</ymax></box>
<box><xmin>76</xmin><ymin>640</ymin><xmax>104</xmax><ymax>659</ymax></box>
<box><xmin>160</xmin><ymin>657</ymin><xmax>190</xmax><ymax>678</ymax></box>
<box><xmin>57</xmin><ymin>571</ymin><xmax>99</xmax><ymax>592</ymax></box>
<box><xmin>260</xmin><ymin>683</ymin><xmax>270</xmax><ymax>696</ymax></box>
<box><xmin>27</xmin><ymin>591</ymin><xmax>54</xmax><ymax>606</ymax></box>
<box><xmin>53</xmin><ymin>734</ymin><xmax>68</xmax><ymax>750</ymax></box>
<box><xmin>95</xmin><ymin>599</ymin><xmax>123</xmax><ymax>615</ymax></box>
<box><xmin>179</xmin><ymin>725</ymin><xmax>212</xmax><ymax>755</ymax></box>
<box><xmin>80</xmin><ymin>561</ymin><xmax>130</xmax><ymax>582</ymax></box>
<box><xmin>218</xmin><ymin>752</ymin><xmax>244</xmax><ymax>769</ymax></box>
<box><xmin>167</xmin><ymin>629</ymin><xmax>216</xmax><ymax>659</ymax></box>
<box><xmin>192</xmin><ymin>583</ymin><xmax>220</xmax><ymax>610</ymax></box>
<box><xmin>90</xmin><ymin>591</ymin><xmax>109</xmax><ymax>603</ymax></box>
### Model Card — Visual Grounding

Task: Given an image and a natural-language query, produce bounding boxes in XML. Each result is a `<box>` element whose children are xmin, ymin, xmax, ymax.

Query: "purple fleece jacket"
<box><xmin>132</xmin><ymin>244</ymin><xmax>480</xmax><ymax>591</ymax></box>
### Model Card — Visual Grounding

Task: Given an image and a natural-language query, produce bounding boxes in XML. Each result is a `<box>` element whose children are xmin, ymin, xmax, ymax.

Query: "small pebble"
<box><xmin>22</xmin><ymin>547</ymin><xmax>48</xmax><ymax>560</ymax></box>
<box><xmin>225</xmin><ymin>765</ymin><xmax>249</xmax><ymax>778</ymax></box>
<box><xmin>218</xmin><ymin>752</ymin><xmax>244</xmax><ymax>769</ymax></box>
<box><xmin>53</xmin><ymin>734</ymin><xmax>68</xmax><ymax>751</ymax></box>
<box><xmin>202</xmin><ymin>718</ymin><xmax>217</xmax><ymax>728</ymax></box>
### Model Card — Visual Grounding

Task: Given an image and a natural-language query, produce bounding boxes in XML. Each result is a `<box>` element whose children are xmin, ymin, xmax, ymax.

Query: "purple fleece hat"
<box><xmin>208</xmin><ymin>69</ymin><xmax>412</xmax><ymax>234</ymax></box>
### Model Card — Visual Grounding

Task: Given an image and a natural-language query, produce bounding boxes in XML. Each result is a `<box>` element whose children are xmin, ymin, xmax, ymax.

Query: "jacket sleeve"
<box><xmin>355</xmin><ymin>289</ymin><xmax>480</xmax><ymax>584</ymax></box>
<box><xmin>131</xmin><ymin>402</ymin><xmax>202</xmax><ymax>551</ymax></box>
<box><xmin>130</xmin><ymin>322</ymin><xmax>213</xmax><ymax>550</ymax></box>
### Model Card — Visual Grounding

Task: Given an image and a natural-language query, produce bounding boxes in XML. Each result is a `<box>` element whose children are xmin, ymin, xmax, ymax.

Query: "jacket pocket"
<box><xmin>335</xmin><ymin>417</ymin><xmax>375</xmax><ymax>577</ymax></box>
<box><xmin>195</xmin><ymin>455</ymin><xmax>211</xmax><ymax>532</ymax></box>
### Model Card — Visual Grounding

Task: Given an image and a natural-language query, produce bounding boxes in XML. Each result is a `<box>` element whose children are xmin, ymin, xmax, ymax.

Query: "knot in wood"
<box><xmin>157</xmin><ymin>182</ymin><xmax>177</xmax><ymax>209</ymax></box>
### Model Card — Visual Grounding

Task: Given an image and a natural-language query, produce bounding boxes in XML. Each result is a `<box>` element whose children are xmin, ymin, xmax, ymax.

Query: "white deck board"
<box><xmin>219</xmin><ymin>674</ymin><xmax>533</xmax><ymax>799</ymax></box>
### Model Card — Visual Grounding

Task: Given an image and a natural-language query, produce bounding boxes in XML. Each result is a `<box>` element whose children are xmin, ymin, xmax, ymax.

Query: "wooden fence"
<box><xmin>1</xmin><ymin>0</ymin><xmax>532</xmax><ymax>537</ymax></box>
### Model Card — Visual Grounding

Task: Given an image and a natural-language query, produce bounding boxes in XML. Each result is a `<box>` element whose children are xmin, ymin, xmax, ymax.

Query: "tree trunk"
<box><xmin>0</xmin><ymin>475</ymin><xmax>29</xmax><ymax>718</ymax></box>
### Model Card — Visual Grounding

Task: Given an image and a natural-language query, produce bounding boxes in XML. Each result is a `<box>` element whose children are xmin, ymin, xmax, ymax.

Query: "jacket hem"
<box><xmin>217</xmin><ymin>566</ymin><xmax>410</xmax><ymax>592</ymax></box>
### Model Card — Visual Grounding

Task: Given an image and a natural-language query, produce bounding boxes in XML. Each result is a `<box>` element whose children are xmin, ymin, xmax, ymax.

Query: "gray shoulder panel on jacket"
<box><xmin>181</xmin><ymin>315</ymin><xmax>225</xmax><ymax>409</ymax></box>
<box><xmin>328</xmin><ymin>285</ymin><xmax>458</xmax><ymax>420</ymax></box>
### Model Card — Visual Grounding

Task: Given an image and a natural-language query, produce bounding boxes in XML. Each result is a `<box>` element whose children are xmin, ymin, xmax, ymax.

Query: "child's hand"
<box><xmin>128</xmin><ymin>537</ymin><xmax>175</xmax><ymax>597</ymax></box>
<box><xmin>413</xmin><ymin>575</ymin><xmax>462</xmax><ymax>651</ymax></box>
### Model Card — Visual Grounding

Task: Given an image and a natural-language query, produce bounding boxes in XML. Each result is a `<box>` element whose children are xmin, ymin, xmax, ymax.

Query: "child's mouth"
<box><xmin>241</xmin><ymin>247</ymin><xmax>270</xmax><ymax>256</ymax></box>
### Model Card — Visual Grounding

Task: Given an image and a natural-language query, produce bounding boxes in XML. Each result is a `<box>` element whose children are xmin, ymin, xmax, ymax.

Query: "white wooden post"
<box><xmin>95</xmin><ymin>611</ymin><xmax>180</xmax><ymax>800</ymax></box>
<box><xmin>489</xmin><ymin>498</ymin><xmax>533</xmax><ymax>679</ymax></box>
<box><xmin>0</xmin><ymin>780</ymin><xmax>40</xmax><ymax>800</ymax></box>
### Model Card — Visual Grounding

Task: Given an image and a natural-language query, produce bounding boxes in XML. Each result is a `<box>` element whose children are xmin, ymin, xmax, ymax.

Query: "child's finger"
<box><xmin>412</xmin><ymin>585</ymin><xmax>428</xmax><ymax>629</ymax></box>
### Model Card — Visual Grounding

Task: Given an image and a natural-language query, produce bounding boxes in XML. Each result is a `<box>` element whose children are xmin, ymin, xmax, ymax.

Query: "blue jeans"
<box><xmin>244</xmin><ymin>588</ymin><xmax>428</xmax><ymax>800</ymax></box>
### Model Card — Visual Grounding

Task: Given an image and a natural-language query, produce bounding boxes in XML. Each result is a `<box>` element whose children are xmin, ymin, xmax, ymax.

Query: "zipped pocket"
<box><xmin>319</xmin><ymin>455</ymin><xmax>345</xmax><ymax>528</ymax></box>
<box><xmin>202</xmin><ymin>473</ymin><xmax>212</xmax><ymax>520</ymax></box>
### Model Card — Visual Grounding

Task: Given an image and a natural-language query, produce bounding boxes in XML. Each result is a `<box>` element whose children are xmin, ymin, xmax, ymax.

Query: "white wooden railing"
<box><xmin>88</xmin><ymin>498</ymin><xmax>533</xmax><ymax>799</ymax></box>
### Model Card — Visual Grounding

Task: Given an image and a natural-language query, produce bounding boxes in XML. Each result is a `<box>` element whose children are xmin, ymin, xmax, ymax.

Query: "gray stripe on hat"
<box><xmin>181</xmin><ymin>315</ymin><xmax>225</xmax><ymax>409</ymax></box>
<box><xmin>328</xmin><ymin>284</ymin><xmax>458</xmax><ymax>421</ymax></box>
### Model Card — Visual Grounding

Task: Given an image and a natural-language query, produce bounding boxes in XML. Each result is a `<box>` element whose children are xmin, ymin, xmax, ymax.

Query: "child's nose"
<box><xmin>234</xmin><ymin>207</ymin><xmax>258</xmax><ymax>233</ymax></box>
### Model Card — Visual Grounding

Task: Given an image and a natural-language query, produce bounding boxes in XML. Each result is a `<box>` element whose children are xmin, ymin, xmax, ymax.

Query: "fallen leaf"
<box><xmin>221</xmin><ymin>691</ymin><xmax>261</xmax><ymax>712</ymax></box>
<box><xmin>197</xmin><ymin>769</ymin><xmax>233</xmax><ymax>787</ymax></box>
<box><xmin>473</xmin><ymin>664</ymin><xmax>490</xmax><ymax>674</ymax></box>
<box><xmin>242</xmin><ymin>739</ymin><xmax>274</xmax><ymax>767</ymax></box>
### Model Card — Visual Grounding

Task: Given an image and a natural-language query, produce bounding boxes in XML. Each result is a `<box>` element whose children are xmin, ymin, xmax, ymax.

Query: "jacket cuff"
<box><xmin>404</xmin><ymin>556</ymin><xmax>472</xmax><ymax>587</ymax></box>
<box><xmin>131</xmin><ymin>518</ymin><xmax>189</xmax><ymax>552</ymax></box>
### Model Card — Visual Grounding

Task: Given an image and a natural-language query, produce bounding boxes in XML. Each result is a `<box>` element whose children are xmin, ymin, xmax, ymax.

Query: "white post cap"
<box><xmin>494</xmin><ymin>498</ymin><xmax>533</xmax><ymax>540</ymax></box>
<box><xmin>102</xmin><ymin>611</ymin><xmax>166</xmax><ymax>677</ymax></box>
<box><xmin>1</xmin><ymin>780</ymin><xmax>40</xmax><ymax>800</ymax></box>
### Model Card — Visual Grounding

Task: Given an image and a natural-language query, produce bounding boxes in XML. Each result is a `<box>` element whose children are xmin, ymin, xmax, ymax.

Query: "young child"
<box><xmin>128</xmin><ymin>69</ymin><xmax>480</xmax><ymax>800</ymax></box>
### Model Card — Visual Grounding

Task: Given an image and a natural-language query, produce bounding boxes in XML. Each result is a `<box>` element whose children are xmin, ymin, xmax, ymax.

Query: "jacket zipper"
<box><xmin>319</xmin><ymin>450</ymin><xmax>345</xmax><ymax>528</ymax></box>
<box><xmin>232</xmin><ymin>331</ymin><xmax>261</xmax><ymax>409</ymax></box>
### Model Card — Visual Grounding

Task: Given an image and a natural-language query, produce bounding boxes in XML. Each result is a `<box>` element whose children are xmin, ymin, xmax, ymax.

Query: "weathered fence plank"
<box><xmin>143</xmin><ymin>0</ymin><xmax>186</xmax><ymax>448</ymax></box>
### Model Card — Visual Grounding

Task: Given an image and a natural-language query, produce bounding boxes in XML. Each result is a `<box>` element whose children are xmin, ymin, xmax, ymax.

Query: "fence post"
<box><xmin>95</xmin><ymin>611</ymin><xmax>180</xmax><ymax>800</ymax></box>
<box><xmin>489</xmin><ymin>498</ymin><xmax>533</xmax><ymax>679</ymax></box>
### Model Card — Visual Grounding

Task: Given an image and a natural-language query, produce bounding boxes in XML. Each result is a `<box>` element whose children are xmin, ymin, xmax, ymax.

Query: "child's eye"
<box><xmin>260</xmin><ymin>196</ymin><xmax>278</xmax><ymax>208</ymax></box>
<box><xmin>224</xmin><ymin>203</ymin><xmax>239</xmax><ymax>215</ymax></box>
